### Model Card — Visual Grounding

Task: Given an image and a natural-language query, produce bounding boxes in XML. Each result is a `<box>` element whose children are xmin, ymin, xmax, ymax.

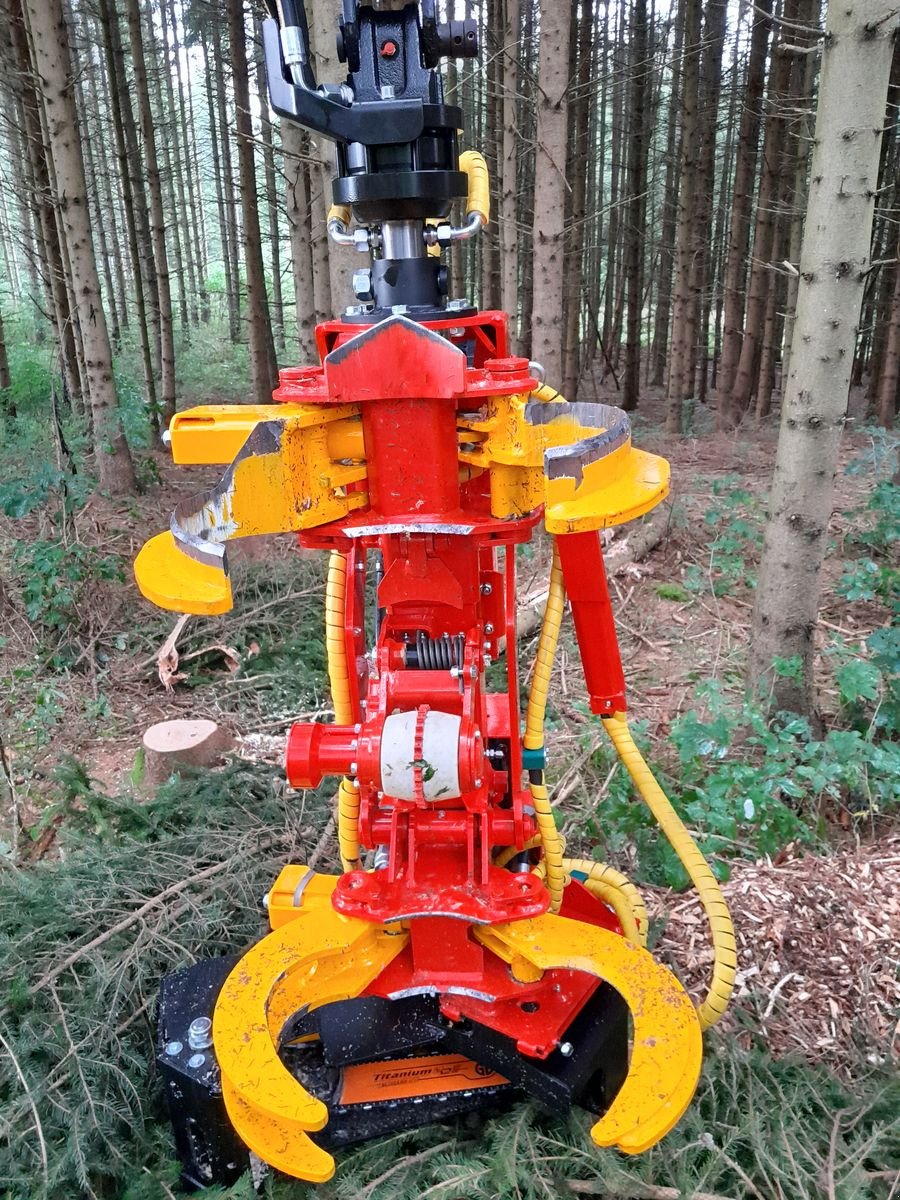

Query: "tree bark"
<box><xmin>499</xmin><ymin>0</ymin><xmax>520</xmax><ymax>344</ymax></box>
<box><xmin>124</xmin><ymin>0</ymin><xmax>177</xmax><ymax>428</ymax></box>
<box><xmin>530</xmin><ymin>0</ymin><xmax>572</xmax><ymax>387</ymax></box>
<box><xmin>876</xmin><ymin>243</ymin><xmax>900</xmax><ymax>428</ymax></box>
<box><xmin>5</xmin><ymin>0</ymin><xmax>82</xmax><ymax>412</ymax></box>
<box><xmin>717</xmin><ymin>0</ymin><xmax>772</xmax><ymax>409</ymax></box>
<box><xmin>256</xmin><ymin>36</ymin><xmax>285</xmax><ymax>350</ymax></box>
<box><xmin>622</xmin><ymin>0</ymin><xmax>650</xmax><ymax>411</ymax></box>
<box><xmin>650</xmin><ymin>0</ymin><xmax>684</xmax><ymax>388</ymax></box>
<box><xmin>0</xmin><ymin>307</ymin><xmax>11</xmax><ymax>394</ymax></box>
<box><xmin>23</xmin><ymin>0</ymin><xmax>135</xmax><ymax>491</ymax></box>
<box><xmin>226</xmin><ymin>0</ymin><xmax>278</xmax><ymax>402</ymax></box>
<box><xmin>665</xmin><ymin>0</ymin><xmax>701</xmax><ymax>433</ymax></box>
<box><xmin>97</xmin><ymin>0</ymin><xmax>157</xmax><ymax>426</ymax></box>
<box><xmin>211</xmin><ymin>13</ymin><xmax>243</xmax><ymax>342</ymax></box>
<box><xmin>728</xmin><ymin>5</ymin><xmax>797</xmax><ymax>424</ymax></box>
<box><xmin>750</xmin><ymin>2</ymin><xmax>899</xmax><ymax>714</ymax></box>
<box><xmin>281</xmin><ymin>122</ymin><xmax>317</xmax><ymax>362</ymax></box>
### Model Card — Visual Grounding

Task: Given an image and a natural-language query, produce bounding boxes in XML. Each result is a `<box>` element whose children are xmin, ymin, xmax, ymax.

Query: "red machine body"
<box><xmin>280</xmin><ymin>310</ymin><xmax>628</xmax><ymax>1043</ymax></box>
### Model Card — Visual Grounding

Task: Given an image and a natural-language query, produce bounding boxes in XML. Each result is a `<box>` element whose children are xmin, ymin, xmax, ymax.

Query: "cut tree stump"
<box><xmin>142</xmin><ymin>719</ymin><xmax>234</xmax><ymax>786</ymax></box>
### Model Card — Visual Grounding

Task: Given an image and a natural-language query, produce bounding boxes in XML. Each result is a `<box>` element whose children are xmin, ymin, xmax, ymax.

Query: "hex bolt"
<box><xmin>187</xmin><ymin>1053</ymin><xmax>207</xmax><ymax>1070</ymax></box>
<box><xmin>164</xmin><ymin>1040</ymin><xmax>183</xmax><ymax>1057</ymax></box>
<box><xmin>188</xmin><ymin>1016</ymin><xmax>214</xmax><ymax>1050</ymax></box>
<box><xmin>559</xmin><ymin>1042</ymin><xmax>574</xmax><ymax>1057</ymax></box>
<box><xmin>261</xmin><ymin>892</ymin><xmax>270</xmax><ymax>910</ymax></box>
<box><xmin>484</xmin><ymin>623</ymin><xmax>494</xmax><ymax>634</ymax></box>
<box><xmin>353</xmin><ymin>269</ymin><xmax>373</xmax><ymax>301</ymax></box>
<box><xmin>481</xmin><ymin>583</ymin><xmax>493</xmax><ymax>595</ymax></box>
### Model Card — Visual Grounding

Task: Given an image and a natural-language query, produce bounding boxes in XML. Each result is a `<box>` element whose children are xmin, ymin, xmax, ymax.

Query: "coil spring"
<box><xmin>414</xmin><ymin>631</ymin><xmax>465</xmax><ymax>670</ymax></box>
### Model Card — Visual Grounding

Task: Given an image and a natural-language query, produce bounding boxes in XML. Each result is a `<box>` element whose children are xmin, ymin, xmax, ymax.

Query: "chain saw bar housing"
<box><xmin>264</xmin><ymin>0</ymin><xmax>479</xmax><ymax>319</ymax></box>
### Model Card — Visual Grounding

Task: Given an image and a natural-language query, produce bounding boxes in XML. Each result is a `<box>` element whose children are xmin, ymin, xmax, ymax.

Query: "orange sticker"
<box><xmin>338</xmin><ymin>1054</ymin><xmax>508</xmax><ymax>1105</ymax></box>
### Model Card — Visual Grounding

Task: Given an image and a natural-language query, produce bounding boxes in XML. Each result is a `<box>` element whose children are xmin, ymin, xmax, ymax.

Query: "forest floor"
<box><xmin>0</xmin><ymin>374</ymin><xmax>898</xmax><ymax>1198</ymax></box>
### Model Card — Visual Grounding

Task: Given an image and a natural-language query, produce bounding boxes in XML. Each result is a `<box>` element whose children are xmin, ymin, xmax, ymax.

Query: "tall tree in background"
<box><xmin>622</xmin><ymin>0</ymin><xmax>649</xmax><ymax>411</ymax></box>
<box><xmin>227</xmin><ymin>0</ymin><xmax>277</xmax><ymax>402</ymax></box>
<box><xmin>530</xmin><ymin>0</ymin><xmax>571</xmax><ymax>386</ymax></box>
<box><xmin>22</xmin><ymin>0</ymin><xmax>135</xmax><ymax>491</ymax></box>
<box><xmin>750</xmin><ymin>1</ymin><xmax>899</xmax><ymax>714</ymax></box>
<box><xmin>124</xmin><ymin>0</ymin><xmax>176</xmax><ymax>427</ymax></box>
<box><xmin>665</xmin><ymin>0</ymin><xmax>701</xmax><ymax>433</ymax></box>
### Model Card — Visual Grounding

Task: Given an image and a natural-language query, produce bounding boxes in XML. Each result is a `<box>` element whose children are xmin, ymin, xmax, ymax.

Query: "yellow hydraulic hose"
<box><xmin>337</xmin><ymin>778</ymin><xmax>361</xmax><ymax>873</ymax></box>
<box><xmin>562</xmin><ymin>859</ymin><xmax>649</xmax><ymax>949</ymax></box>
<box><xmin>602</xmin><ymin>712</ymin><xmax>736</xmax><ymax>1031</ymax></box>
<box><xmin>459</xmin><ymin>150</ymin><xmax>490</xmax><ymax>225</ymax></box>
<box><xmin>532</xmin><ymin>382</ymin><xmax>567</xmax><ymax>404</ymax></box>
<box><xmin>531</xmin><ymin>858</ymin><xmax>647</xmax><ymax>949</ymax></box>
<box><xmin>325</xmin><ymin>551</ymin><xmax>360</xmax><ymax>872</ymax></box>
<box><xmin>522</xmin><ymin>542</ymin><xmax>567</xmax><ymax>913</ymax></box>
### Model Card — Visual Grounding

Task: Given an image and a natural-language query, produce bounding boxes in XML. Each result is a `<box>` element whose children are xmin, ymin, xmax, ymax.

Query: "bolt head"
<box><xmin>480</xmin><ymin>583</ymin><xmax>493</xmax><ymax>595</ymax></box>
<box><xmin>187</xmin><ymin>1053</ymin><xmax>206</xmax><ymax>1070</ymax></box>
<box><xmin>164</xmin><ymin>1040</ymin><xmax>183</xmax><ymax>1057</ymax></box>
<box><xmin>352</xmin><ymin>268</ymin><xmax>373</xmax><ymax>300</ymax></box>
<box><xmin>484</xmin><ymin>623</ymin><xmax>494</xmax><ymax>635</ymax></box>
<box><xmin>559</xmin><ymin>1041</ymin><xmax>574</xmax><ymax>1057</ymax></box>
<box><xmin>352</xmin><ymin>227</ymin><xmax>370</xmax><ymax>252</ymax></box>
<box><xmin>188</xmin><ymin>1016</ymin><xmax>214</xmax><ymax>1050</ymax></box>
<box><xmin>437</xmin><ymin>223</ymin><xmax>453</xmax><ymax>247</ymax></box>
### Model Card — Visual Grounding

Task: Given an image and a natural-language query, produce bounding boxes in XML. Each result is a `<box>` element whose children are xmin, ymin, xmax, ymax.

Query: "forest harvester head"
<box><xmin>133</xmin><ymin>1</ymin><xmax>736</xmax><ymax>1189</ymax></box>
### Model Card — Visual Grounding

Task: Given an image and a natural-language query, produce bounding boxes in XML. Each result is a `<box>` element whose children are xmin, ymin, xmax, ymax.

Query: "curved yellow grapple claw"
<box><xmin>212</xmin><ymin>874</ymin><xmax>408</xmax><ymax>1183</ymax></box>
<box><xmin>475</xmin><ymin>914</ymin><xmax>703</xmax><ymax>1155</ymax></box>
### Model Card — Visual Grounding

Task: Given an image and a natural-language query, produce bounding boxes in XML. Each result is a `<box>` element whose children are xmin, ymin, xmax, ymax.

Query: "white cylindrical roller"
<box><xmin>380</xmin><ymin>710</ymin><xmax>461</xmax><ymax>802</ymax></box>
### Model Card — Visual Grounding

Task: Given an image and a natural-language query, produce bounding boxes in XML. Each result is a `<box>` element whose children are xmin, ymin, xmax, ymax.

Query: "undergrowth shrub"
<box><xmin>0</xmin><ymin>760</ymin><xmax>329</xmax><ymax>1200</ymax></box>
<box><xmin>584</xmin><ymin>677</ymin><xmax>899</xmax><ymax>889</ymax></box>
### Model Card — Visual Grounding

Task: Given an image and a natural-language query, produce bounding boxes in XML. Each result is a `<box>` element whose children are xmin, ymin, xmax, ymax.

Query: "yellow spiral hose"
<box><xmin>325</xmin><ymin>551</ymin><xmax>360</xmax><ymax>872</ymax></box>
<box><xmin>602</xmin><ymin>712</ymin><xmax>736</xmax><ymax>1030</ymax></box>
<box><xmin>521</xmin><ymin>543</ymin><xmax>567</xmax><ymax>913</ymax></box>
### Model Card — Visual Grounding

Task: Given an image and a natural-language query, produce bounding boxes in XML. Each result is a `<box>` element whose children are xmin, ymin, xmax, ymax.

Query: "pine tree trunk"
<box><xmin>622</xmin><ymin>0</ymin><xmax>649</xmax><ymax>411</ymax></box>
<box><xmin>256</xmin><ymin>37</ymin><xmax>285</xmax><ymax>350</ymax></box>
<box><xmin>876</xmin><ymin>244</ymin><xmax>900</xmax><ymax>428</ymax></box>
<box><xmin>226</xmin><ymin>0</ymin><xmax>278</xmax><ymax>402</ymax></box>
<box><xmin>0</xmin><ymin>307</ymin><xmax>11</xmax><ymax>393</ymax></box>
<box><xmin>98</xmin><ymin>0</ymin><xmax>157</xmax><ymax>425</ymax></box>
<box><xmin>530</xmin><ymin>0</ymin><xmax>572</xmax><ymax>387</ymax></box>
<box><xmin>23</xmin><ymin>0</ymin><xmax>135</xmax><ymax>491</ymax></box>
<box><xmin>282</xmin><ymin>121</ymin><xmax>317</xmax><ymax>362</ymax></box>
<box><xmin>728</xmin><ymin>4</ymin><xmax>798</xmax><ymax>424</ymax></box>
<box><xmin>150</xmin><ymin>0</ymin><xmax>193</xmax><ymax>334</ymax></box>
<box><xmin>780</xmin><ymin>2</ymin><xmax>820</xmax><ymax>395</ymax></box>
<box><xmin>201</xmin><ymin>28</ymin><xmax>235</xmax><ymax>334</ymax></box>
<box><xmin>212</xmin><ymin>14</ymin><xmax>243</xmax><ymax>342</ymax></box>
<box><xmin>650</xmin><ymin>0</ymin><xmax>684</xmax><ymax>389</ymax></box>
<box><xmin>717</xmin><ymin>0</ymin><xmax>772</xmax><ymax>409</ymax></box>
<box><xmin>6</xmin><ymin>0</ymin><xmax>82</xmax><ymax>411</ymax></box>
<box><xmin>124</xmin><ymin>0</ymin><xmax>177</xmax><ymax>428</ymax></box>
<box><xmin>309</xmin><ymin>0</ymin><xmax>351</xmax><ymax>314</ymax></box>
<box><xmin>688</xmin><ymin>0</ymin><xmax>727</xmax><ymax>404</ymax></box>
<box><xmin>499</xmin><ymin>0</ymin><xmax>520</xmax><ymax>341</ymax></box>
<box><xmin>166</xmin><ymin>0</ymin><xmax>209</xmax><ymax>324</ymax></box>
<box><xmin>750</xmin><ymin>2</ymin><xmax>899</xmax><ymax>714</ymax></box>
<box><xmin>665</xmin><ymin>0</ymin><xmax>701</xmax><ymax>433</ymax></box>
<box><xmin>562</xmin><ymin>0</ymin><xmax>593</xmax><ymax>400</ymax></box>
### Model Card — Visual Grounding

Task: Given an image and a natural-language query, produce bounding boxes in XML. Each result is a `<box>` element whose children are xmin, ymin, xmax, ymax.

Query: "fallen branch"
<box><xmin>567</xmin><ymin>1183</ymin><xmax>737</xmax><ymax>1200</ymax></box>
<box><xmin>30</xmin><ymin>836</ymin><xmax>280</xmax><ymax>995</ymax></box>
